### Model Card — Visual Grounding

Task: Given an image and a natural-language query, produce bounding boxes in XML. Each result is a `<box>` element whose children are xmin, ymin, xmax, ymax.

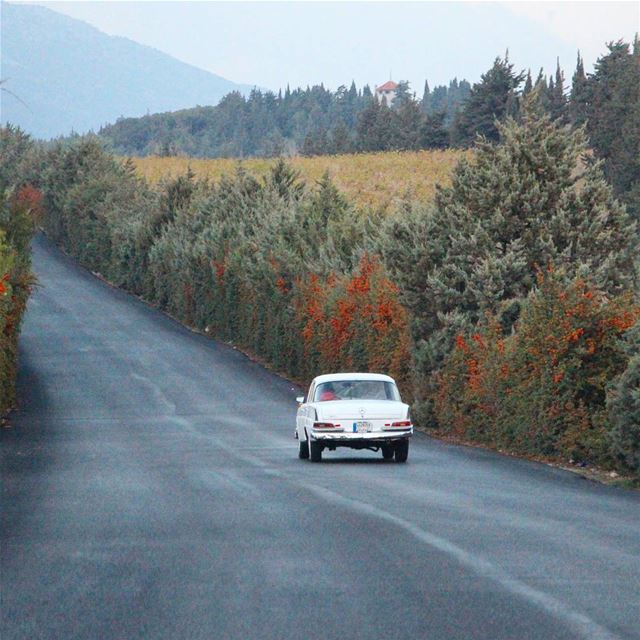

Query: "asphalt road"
<box><xmin>2</xmin><ymin>235</ymin><xmax>639</xmax><ymax>640</ymax></box>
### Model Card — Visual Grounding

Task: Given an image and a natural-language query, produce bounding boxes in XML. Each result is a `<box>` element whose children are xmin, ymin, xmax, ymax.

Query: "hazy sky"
<box><xmin>20</xmin><ymin>1</ymin><xmax>640</xmax><ymax>92</ymax></box>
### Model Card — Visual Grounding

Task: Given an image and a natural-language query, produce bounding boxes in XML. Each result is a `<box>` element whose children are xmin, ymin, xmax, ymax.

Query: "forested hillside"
<box><xmin>99</xmin><ymin>78</ymin><xmax>471</xmax><ymax>157</ymax></box>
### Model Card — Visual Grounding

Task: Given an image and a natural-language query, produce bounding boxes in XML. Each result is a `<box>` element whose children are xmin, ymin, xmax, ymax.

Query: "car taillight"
<box><xmin>391</xmin><ymin>420</ymin><xmax>412</xmax><ymax>427</ymax></box>
<box><xmin>314</xmin><ymin>422</ymin><xmax>337</xmax><ymax>429</ymax></box>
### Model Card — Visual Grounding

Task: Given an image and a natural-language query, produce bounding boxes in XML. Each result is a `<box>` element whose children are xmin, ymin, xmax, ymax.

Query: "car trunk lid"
<box><xmin>318</xmin><ymin>400</ymin><xmax>407</xmax><ymax>421</ymax></box>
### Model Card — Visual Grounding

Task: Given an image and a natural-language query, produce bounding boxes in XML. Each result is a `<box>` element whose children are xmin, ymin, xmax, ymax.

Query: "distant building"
<box><xmin>375</xmin><ymin>80</ymin><xmax>398</xmax><ymax>105</ymax></box>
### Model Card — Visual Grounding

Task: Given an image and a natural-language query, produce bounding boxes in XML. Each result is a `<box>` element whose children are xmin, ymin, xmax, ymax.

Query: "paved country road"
<box><xmin>2</xmin><ymin>235</ymin><xmax>639</xmax><ymax>640</ymax></box>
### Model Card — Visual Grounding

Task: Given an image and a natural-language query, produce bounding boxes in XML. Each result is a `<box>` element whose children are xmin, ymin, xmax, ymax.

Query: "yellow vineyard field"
<box><xmin>129</xmin><ymin>149</ymin><xmax>468</xmax><ymax>210</ymax></box>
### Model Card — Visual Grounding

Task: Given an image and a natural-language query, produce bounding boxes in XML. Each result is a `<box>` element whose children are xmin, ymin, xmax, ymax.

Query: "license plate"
<box><xmin>356</xmin><ymin>421</ymin><xmax>372</xmax><ymax>433</ymax></box>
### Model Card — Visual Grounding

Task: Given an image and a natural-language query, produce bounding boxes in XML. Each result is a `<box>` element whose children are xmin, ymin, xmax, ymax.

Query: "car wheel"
<box><xmin>381</xmin><ymin>445</ymin><xmax>394</xmax><ymax>460</ymax></box>
<box><xmin>309</xmin><ymin>439</ymin><xmax>322</xmax><ymax>462</ymax></box>
<box><xmin>394</xmin><ymin>439</ymin><xmax>409</xmax><ymax>463</ymax></box>
<box><xmin>299</xmin><ymin>437</ymin><xmax>309</xmax><ymax>459</ymax></box>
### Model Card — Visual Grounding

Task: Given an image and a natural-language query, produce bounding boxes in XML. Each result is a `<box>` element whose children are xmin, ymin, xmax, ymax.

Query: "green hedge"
<box><xmin>0</xmin><ymin>127</ymin><xmax>37</xmax><ymax>416</ymax></box>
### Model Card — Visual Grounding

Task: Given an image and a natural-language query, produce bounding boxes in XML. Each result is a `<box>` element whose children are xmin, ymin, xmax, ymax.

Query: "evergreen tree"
<box><xmin>607</xmin><ymin>324</ymin><xmax>640</xmax><ymax>472</ymax></box>
<box><xmin>301</xmin><ymin>126</ymin><xmax>329</xmax><ymax>156</ymax></box>
<box><xmin>375</xmin><ymin>102</ymin><xmax>399</xmax><ymax>150</ymax></box>
<box><xmin>446</xmin><ymin>78</ymin><xmax>459</xmax><ymax>115</ymax></box>
<box><xmin>329</xmin><ymin>121</ymin><xmax>353</xmax><ymax>155</ymax></box>
<box><xmin>393</xmin><ymin>81</ymin><xmax>413</xmax><ymax>109</ymax></box>
<box><xmin>430</xmin><ymin>85</ymin><xmax>448</xmax><ymax>115</ymax></box>
<box><xmin>355</xmin><ymin>99</ymin><xmax>382</xmax><ymax>152</ymax></box>
<box><xmin>382</xmin><ymin>97</ymin><xmax>638</xmax><ymax>421</ymax></box>
<box><xmin>569</xmin><ymin>52</ymin><xmax>589</xmax><ymax>127</ymax></box>
<box><xmin>396</xmin><ymin>97</ymin><xmax>423</xmax><ymax>150</ymax></box>
<box><xmin>549</xmin><ymin>59</ymin><xmax>567</xmax><ymax>122</ymax></box>
<box><xmin>0</xmin><ymin>125</ymin><xmax>34</xmax><ymax>192</ymax></box>
<box><xmin>452</xmin><ymin>56</ymin><xmax>524</xmax><ymax>146</ymax></box>
<box><xmin>419</xmin><ymin>111</ymin><xmax>448</xmax><ymax>149</ymax></box>
<box><xmin>534</xmin><ymin>70</ymin><xmax>551</xmax><ymax>112</ymax></box>
<box><xmin>546</xmin><ymin>76</ymin><xmax>558</xmax><ymax>117</ymax></box>
<box><xmin>582</xmin><ymin>39</ymin><xmax>640</xmax><ymax>220</ymax></box>
<box><xmin>421</xmin><ymin>80</ymin><xmax>431</xmax><ymax>114</ymax></box>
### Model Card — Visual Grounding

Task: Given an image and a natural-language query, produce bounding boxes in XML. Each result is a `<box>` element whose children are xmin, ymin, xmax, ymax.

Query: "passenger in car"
<box><xmin>319</xmin><ymin>383</ymin><xmax>338</xmax><ymax>401</ymax></box>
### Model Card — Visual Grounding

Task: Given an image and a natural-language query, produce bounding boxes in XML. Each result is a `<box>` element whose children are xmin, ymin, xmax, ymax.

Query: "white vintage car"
<box><xmin>295</xmin><ymin>373</ymin><xmax>413</xmax><ymax>462</ymax></box>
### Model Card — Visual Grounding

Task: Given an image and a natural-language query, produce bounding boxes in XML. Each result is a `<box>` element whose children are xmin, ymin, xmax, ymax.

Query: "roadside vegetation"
<box><xmin>0</xmin><ymin>127</ymin><xmax>38</xmax><ymax>415</ymax></box>
<box><xmin>6</xmin><ymin>40</ymin><xmax>639</xmax><ymax>478</ymax></box>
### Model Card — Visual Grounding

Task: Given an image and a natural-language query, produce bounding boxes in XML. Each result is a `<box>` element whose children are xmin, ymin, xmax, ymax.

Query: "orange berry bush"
<box><xmin>435</xmin><ymin>272</ymin><xmax>639</xmax><ymax>466</ymax></box>
<box><xmin>0</xmin><ymin>186</ymin><xmax>37</xmax><ymax>415</ymax></box>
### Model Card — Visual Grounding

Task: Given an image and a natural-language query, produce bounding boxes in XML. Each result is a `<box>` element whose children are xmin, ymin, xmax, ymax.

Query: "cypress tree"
<box><xmin>534</xmin><ymin>70</ymin><xmax>550</xmax><ymax>112</ymax></box>
<box><xmin>547</xmin><ymin>75</ymin><xmax>556</xmax><ymax>110</ymax></box>
<box><xmin>330</xmin><ymin>121</ymin><xmax>353</xmax><ymax>155</ymax></box>
<box><xmin>355</xmin><ymin>98</ymin><xmax>383</xmax><ymax>151</ymax></box>
<box><xmin>419</xmin><ymin>111</ymin><xmax>448</xmax><ymax>149</ymax></box>
<box><xmin>430</xmin><ymin>85</ymin><xmax>448</xmax><ymax>115</ymax></box>
<box><xmin>421</xmin><ymin>80</ymin><xmax>432</xmax><ymax>114</ymax></box>
<box><xmin>583</xmin><ymin>39</ymin><xmax>640</xmax><ymax>220</ymax></box>
<box><xmin>393</xmin><ymin>81</ymin><xmax>413</xmax><ymax>109</ymax></box>
<box><xmin>607</xmin><ymin>324</ymin><xmax>640</xmax><ymax>472</ymax></box>
<box><xmin>569</xmin><ymin>52</ymin><xmax>589</xmax><ymax>126</ymax></box>
<box><xmin>452</xmin><ymin>56</ymin><xmax>524</xmax><ymax>146</ymax></box>
<box><xmin>396</xmin><ymin>98</ymin><xmax>424</xmax><ymax>150</ymax></box>
<box><xmin>549</xmin><ymin>59</ymin><xmax>567</xmax><ymax>122</ymax></box>
<box><xmin>382</xmin><ymin>96</ymin><xmax>638</xmax><ymax>421</ymax></box>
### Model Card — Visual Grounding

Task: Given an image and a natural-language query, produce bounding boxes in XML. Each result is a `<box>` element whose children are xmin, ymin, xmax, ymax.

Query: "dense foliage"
<box><xmin>381</xmin><ymin>97</ymin><xmax>637</xmax><ymax>425</ymax></box>
<box><xmin>607</xmin><ymin>323</ymin><xmax>640</xmax><ymax>472</ymax></box>
<box><xmin>39</xmin><ymin>92</ymin><xmax>640</xmax><ymax>475</ymax></box>
<box><xmin>99</xmin><ymin>78</ymin><xmax>472</xmax><ymax>157</ymax></box>
<box><xmin>577</xmin><ymin>39</ymin><xmax>640</xmax><ymax>220</ymax></box>
<box><xmin>452</xmin><ymin>56</ymin><xmax>524</xmax><ymax>145</ymax></box>
<box><xmin>436</xmin><ymin>274</ymin><xmax>638</xmax><ymax>467</ymax></box>
<box><xmin>31</xmin><ymin>40</ymin><xmax>640</xmax><ymax>476</ymax></box>
<box><xmin>40</xmin><ymin>142</ymin><xmax>413</xmax><ymax>394</ymax></box>
<box><xmin>0</xmin><ymin>126</ymin><xmax>37</xmax><ymax>415</ymax></box>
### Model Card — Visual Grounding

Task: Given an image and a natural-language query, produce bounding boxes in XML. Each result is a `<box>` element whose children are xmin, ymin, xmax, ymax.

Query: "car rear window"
<box><xmin>314</xmin><ymin>380</ymin><xmax>400</xmax><ymax>402</ymax></box>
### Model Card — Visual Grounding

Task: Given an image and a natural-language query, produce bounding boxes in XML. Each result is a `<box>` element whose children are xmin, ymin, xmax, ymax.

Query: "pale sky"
<box><xmin>15</xmin><ymin>1</ymin><xmax>640</xmax><ymax>92</ymax></box>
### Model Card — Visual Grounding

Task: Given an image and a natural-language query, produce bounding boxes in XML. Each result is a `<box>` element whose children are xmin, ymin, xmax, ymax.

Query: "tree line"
<box><xmin>98</xmin><ymin>78</ymin><xmax>471</xmax><ymax>158</ymax></box>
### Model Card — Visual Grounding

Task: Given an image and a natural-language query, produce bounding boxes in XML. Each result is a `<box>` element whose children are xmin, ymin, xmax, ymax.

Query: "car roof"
<box><xmin>311</xmin><ymin>372</ymin><xmax>396</xmax><ymax>385</ymax></box>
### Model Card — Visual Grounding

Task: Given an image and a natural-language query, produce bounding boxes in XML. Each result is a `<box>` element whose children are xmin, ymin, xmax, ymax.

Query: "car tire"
<box><xmin>299</xmin><ymin>437</ymin><xmax>309</xmax><ymax>459</ymax></box>
<box><xmin>309</xmin><ymin>439</ymin><xmax>322</xmax><ymax>462</ymax></box>
<box><xmin>381</xmin><ymin>445</ymin><xmax>394</xmax><ymax>460</ymax></box>
<box><xmin>394</xmin><ymin>439</ymin><xmax>409</xmax><ymax>463</ymax></box>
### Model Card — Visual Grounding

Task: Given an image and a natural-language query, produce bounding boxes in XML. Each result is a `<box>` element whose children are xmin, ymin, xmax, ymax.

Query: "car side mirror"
<box><xmin>296</xmin><ymin>396</ymin><xmax>305</xmax><ymax>404</ymax></box>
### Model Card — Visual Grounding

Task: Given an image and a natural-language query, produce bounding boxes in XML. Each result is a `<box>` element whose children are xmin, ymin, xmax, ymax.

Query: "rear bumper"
<box><xmin>310</xmin><ymin>428</ymin><xmax>412</xmax><ymax>444</ymax></box>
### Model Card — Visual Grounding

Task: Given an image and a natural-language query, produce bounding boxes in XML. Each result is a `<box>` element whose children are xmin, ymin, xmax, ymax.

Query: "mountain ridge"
<box><xmin>0</xmin><ymin>2</ymin><xmax>255</xmax><ymax>138</ymax></box>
